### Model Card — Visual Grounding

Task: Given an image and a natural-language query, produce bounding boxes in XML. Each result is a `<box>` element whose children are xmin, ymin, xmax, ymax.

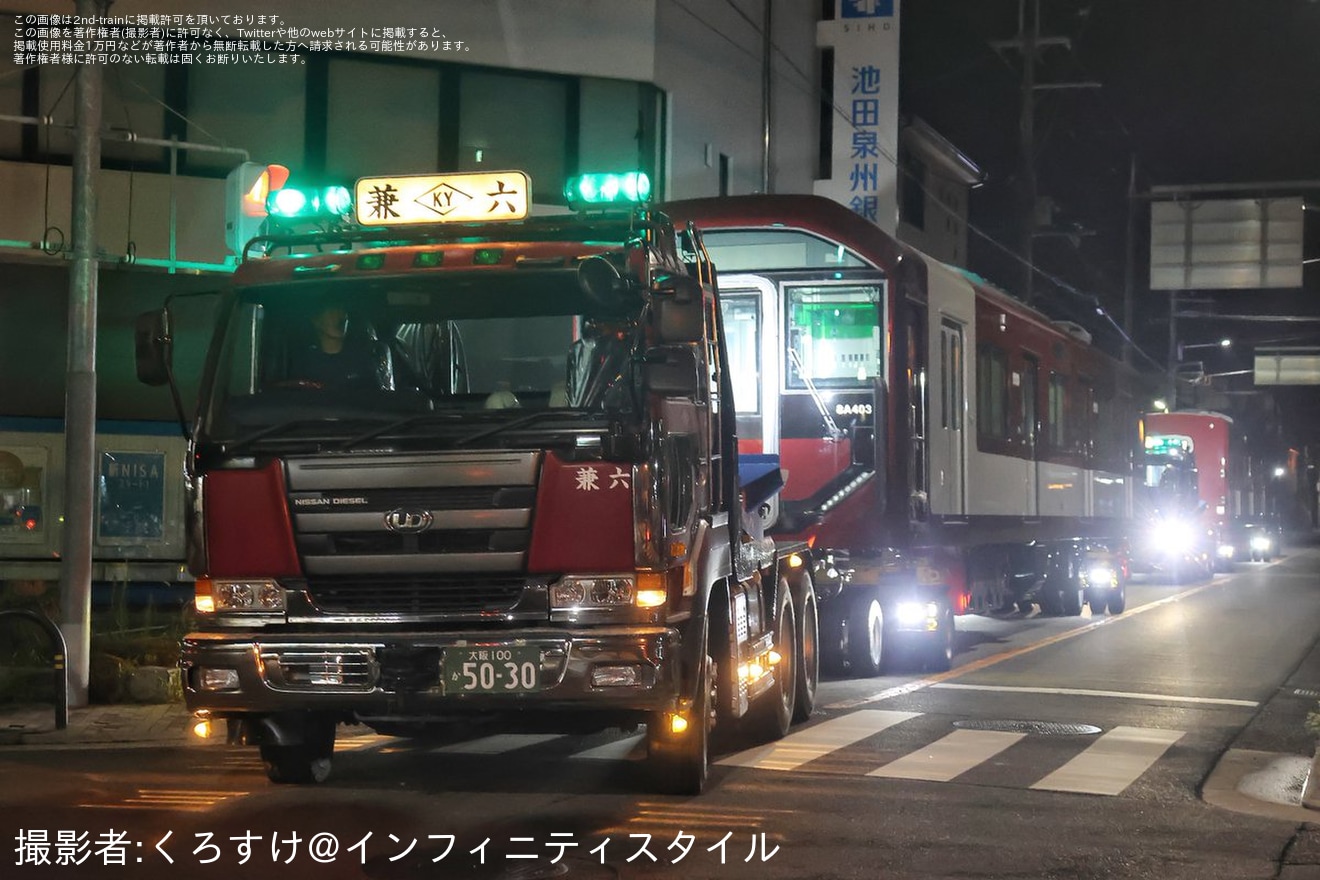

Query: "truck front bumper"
<box><xmin>181</xmin><ymin>626</ymin><xmax>682</xmax><ymax>719</ymax></box>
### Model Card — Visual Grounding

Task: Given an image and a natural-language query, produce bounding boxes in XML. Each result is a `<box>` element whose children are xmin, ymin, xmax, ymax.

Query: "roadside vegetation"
<box><xmin>0</xmin><ymin>580</ymin><xmax>191</xmax><ymax>704</ymax></box>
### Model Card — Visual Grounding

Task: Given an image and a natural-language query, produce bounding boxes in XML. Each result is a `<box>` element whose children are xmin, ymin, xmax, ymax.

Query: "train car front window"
<box><xmin>784</xmin><ymin>285</ymin><xmax>882</xmax><ymax>390</ymax></box>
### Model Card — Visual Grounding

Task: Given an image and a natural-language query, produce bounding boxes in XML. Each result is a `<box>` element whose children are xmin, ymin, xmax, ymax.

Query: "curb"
<box><xmin>1304</xmin><ymin>747</ymin><xmax>1320</xmax><ymax>811</ymax></box>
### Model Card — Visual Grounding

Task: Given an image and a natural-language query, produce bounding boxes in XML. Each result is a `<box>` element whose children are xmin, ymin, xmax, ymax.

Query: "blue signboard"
<box><xmin>98</xmin><ymin>450</ymin><xmax>166</xmax><ymax>541</ymax></box>
<box><xmin>842</xmin><ymin>0</ymin><xmax>894</xmax><ymax>17</ymax></box>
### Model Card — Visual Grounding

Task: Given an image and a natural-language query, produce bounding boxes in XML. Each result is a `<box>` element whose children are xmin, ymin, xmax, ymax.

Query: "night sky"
<box><xmin>897</xmin><ymin>0</ymin><xmax>1320</xmax><ymax>364</ymax></box>
<box><xmin>898</xmin><ymin>0</ymin><xmax>1320</xmax><ymax>432</ymax></box>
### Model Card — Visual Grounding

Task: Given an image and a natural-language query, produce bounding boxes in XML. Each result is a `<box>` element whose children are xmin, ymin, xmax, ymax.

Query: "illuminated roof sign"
<box><xmin>354</xmin><ymin>171</ymin><xmax>531</xmax><ymax>226</ymax></box>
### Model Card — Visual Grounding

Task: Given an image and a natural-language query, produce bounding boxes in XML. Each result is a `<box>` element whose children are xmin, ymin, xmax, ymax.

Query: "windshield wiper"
<box><xmin>452</xmin><ymin>409</ymin><xmax>598</xmax><ymax>447</ymax></box>
<box><xmin>337</xmin><ymin>411</ymin><xmax>468</xmax><ymax>450</ymax></box>
<box><xmin>228</xmin><ymin>419</ymin><xmax>344</xmax><ymax>452</ymax></box>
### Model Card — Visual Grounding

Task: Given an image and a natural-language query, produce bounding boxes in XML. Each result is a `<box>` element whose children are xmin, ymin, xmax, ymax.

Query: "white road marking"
<box><xmin>867</xmin><ymin>729</ymin><xmax>1025</xmax><ymax>782</ymax></box>
<box><xmin>570</xmin><ymin>735</ymin><xmax>646</xmax><ymax>761</ymax></box>
<box><xmin>717</xmin><ymin>709</ymin><xmax>921</xmax><ymax>771</ymax></box>
<box><xmin>434</xmin><ymin>733</ymin><xmax>563</xmax><ymax>754</ymax></box>
<box><xmin>1030</xmin><ymin>725</ymin><xmax>1184</xmax><ymax>795</ymax></box>
<box><xmin>932</xmin><ymin>682</ymin><xmax>1257</xmax><ymax>707</ymax></box>
<box><xmin>827</xmin><ymin>580</ymin><xmax>1223</xmax><ymax>710</ymax></box>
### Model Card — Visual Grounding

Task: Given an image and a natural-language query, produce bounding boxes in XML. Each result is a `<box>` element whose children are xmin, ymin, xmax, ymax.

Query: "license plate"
<box><xmin>442</xmin><ymin>646</ymin><xmax>542</xmax><ymax>694</ymax></box>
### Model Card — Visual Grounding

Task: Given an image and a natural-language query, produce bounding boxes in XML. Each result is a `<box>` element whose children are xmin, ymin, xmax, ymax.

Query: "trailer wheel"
<box><xmin>260</xmin><ymin>717</ymin><xmax>336</xmax><ymax>785</ymax></box>
<box><xmin>793</xmin><ymin>589</ymin><xmax>819</xmax><ymax>723</ymax></box>
<box><xmin>1106</xmin><ymin>581</ymin><xmax>1127</xmax><ymax>615</ymax></box>
<box><xmin>847</xmin><ymin>597</ymin><xmax>885</xmax><ymax>677</ymax></box>
<box><xmin>1061</xmin><ymin>581</ymin><xmax>1084</xmax><ymax>616</ymax></box>
<box><xmin>924</xmin><ymin>606</ymin><xmax>955</xmax><ymax>672</ymax></box>
<box><xmin>747</xmin><ymin>589</ymin><xmax>796</xmax><ymax>741</ymax></box>
<box><xmin>648</xmin><ymin>625</ymin><xmax>712</xmax><ymax>796</ymax></box>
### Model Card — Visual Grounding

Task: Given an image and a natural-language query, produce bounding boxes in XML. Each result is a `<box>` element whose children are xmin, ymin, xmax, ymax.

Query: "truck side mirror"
<box><xmin>577</xmin><ymin>255</ymin><xmax>640</xmax><ymax>314</ymax></box>
<box><xmin>134</xmin><ymin>309</ymin><xmax>172</xmax><ymax>386</ymax></box>
<box><xmin>654</xmin><ymin>284</ymin><xmax>704</xmax><ymax>344</ymax></box>
<box><xmin>643</xmin><ymin>347</ymin><xmax>700</xmax><ymax>396</ymax></box>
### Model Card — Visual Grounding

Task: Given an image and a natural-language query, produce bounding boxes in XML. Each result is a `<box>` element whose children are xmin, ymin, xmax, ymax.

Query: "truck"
<box><xmin>1133</xmin><ymin>410</ymin><xmax>1251</xmax><ymax>579</ymax></box>
<box><xmin>134</xmin><ymin>169</ymin><xmax>820</xmax><ymax>794</ymax></box>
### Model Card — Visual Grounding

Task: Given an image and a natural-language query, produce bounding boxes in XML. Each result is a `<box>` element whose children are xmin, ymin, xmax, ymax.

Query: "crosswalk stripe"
<box><xmin>1030</xmin><ymin>726</ymin><xmax>1184</xmax><ymax>795</ymax></box>
<box><xmin>867</xmin><ymin>729</ymin><xmax>1025</xmax><ymax>782</ymax></box>
<box><xmin>717</xmin><ymin>709</ymin><xmax>921</xmax><ymax>771</ymax></box>
<box><xmin>434</xmin><ymin>733</ymin><xmax>563</xmax><ymax>755</ymax></box>
<box><xmin>570</xmin><ymin>734</ymin><xmax>646</xmax><ymax>761</ymax></box>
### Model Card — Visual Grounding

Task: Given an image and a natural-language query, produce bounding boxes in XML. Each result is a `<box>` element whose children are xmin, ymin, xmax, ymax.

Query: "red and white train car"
<box><xmin>668</xmin><ymin>195</ymin><xmax>1146</xmax><ymax>674</ymax></box>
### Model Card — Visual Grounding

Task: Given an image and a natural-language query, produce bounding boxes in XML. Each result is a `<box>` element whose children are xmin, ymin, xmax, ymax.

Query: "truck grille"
<box><xmin>306</xmin><ymin>576</ymin><xmax>526</xmax><ymax>614</ymax></box>
<box><xmin>284</xmin><ymin>451</ymin><xmax>541</xmax><ymax>578</ymax></box>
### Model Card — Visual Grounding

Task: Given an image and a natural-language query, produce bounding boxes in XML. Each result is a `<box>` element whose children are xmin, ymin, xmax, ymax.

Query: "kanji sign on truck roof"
<box><xmin>354</xmin><ymin>170</ymin><xmax>531</xmax><ymax>225</ymax></box>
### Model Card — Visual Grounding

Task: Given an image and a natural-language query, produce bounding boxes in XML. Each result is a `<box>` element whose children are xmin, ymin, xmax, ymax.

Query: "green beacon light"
<box><xmin>266</xmin><ymin>184</ymin><xmax>354</xmax><ymax>220</ymax></box>
<box><xmin>565</xmin><ymin>171</ymin><xmax>652</xmax><ymax>209</ymax></box>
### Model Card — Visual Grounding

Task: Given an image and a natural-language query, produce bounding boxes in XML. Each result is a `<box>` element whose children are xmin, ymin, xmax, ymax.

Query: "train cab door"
<box><xmin>1022</xmin><ymin>355</ymin><xmax>1041</xmax><ymax>517</ymax></box>
<box><xmin>717</xmin><ymin>274</ymin><xmax>781</xmax><ymax>527</ymax></box>
<box><xmin>933</xmin><ymin>318</ymin><xmax>967</xmax><ymax>516</ymax></box>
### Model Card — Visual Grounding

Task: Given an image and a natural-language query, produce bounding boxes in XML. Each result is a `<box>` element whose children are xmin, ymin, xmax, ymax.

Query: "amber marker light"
<box><xmin>669</xmin><ymin>713</ymin><xmax>689</xmax><ymax>734</ymax></box>
<box><xmin>194</xmin><ymin>579</ymin><xmax>215</xmax><ymax>614</ymax></box>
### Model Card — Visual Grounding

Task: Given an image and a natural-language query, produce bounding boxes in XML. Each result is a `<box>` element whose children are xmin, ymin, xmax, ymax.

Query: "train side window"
<box><xmin>1020</xmin><ymin>355</ymin><xmax>1040</xmax><ymax>447</ymax></box>
<box><xmin>976</xmin><ymin>344</ymin><xmax>1008</xmax><ymax>439</ymax></box>
<box><xmin>1048</xmin><ymin>372</ymin><xmax>1069</xmax><ymax>449</ymax></box>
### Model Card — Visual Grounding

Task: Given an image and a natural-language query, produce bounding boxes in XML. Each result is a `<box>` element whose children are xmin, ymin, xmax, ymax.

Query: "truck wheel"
<box><xmin>819</xmin><ymin>603</ymin><xmax>847</xmax><ymax>677</ymax></box>
<box><xmin>260</xmin><ymin>718</ymin><xmax>336</xmax><ymax>785</ymax></box>
<box><xmin>793</xmin><ymin>589</ymin><xmax>819</xmax><ymax>723</ymax></box>
<box><xmin>1061</xmin><ymin>582</ymin><xmax>1084</xmax><ymax>616</ymax></box>
<box><xmin>1106</xmin><ymin>582</ymin><xmax>1127</xmax><ymax>615</ymax></box>
<box><xmin>748</xmin><ymin>591</ymin><xmax>797</xmax><ymax>741</ymax></box>
<box><xmin>847</xmin><ymin>597</ymin><xmax>885</xmax><ymax>677</ymax></box>
<box><xmin>648</xmin><ymin>626</ymin><xmax>712</xmax><ymax>796</ymax></box>
<box><xmin>924</xmin><ymin>606</ymin><xmax>955</xmax><ymax>672</ymax></box>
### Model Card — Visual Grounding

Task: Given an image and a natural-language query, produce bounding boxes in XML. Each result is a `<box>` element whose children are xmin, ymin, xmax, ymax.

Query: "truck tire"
<box><xmin>1106</xmin><ymin>581</ymin><xmax>1127</xmax><ymax>615</ymax></box>
<box><xmin>819</xmin><ymin>601</ymin><xmax>848</xmax><ymax>677</ymax></box>
<box><xmin>924</xmin><ymin>606</ymin><xmax>955</xmax><ymax>673</ymax></box>
<box><xmin>648</xmin><ymin>621</ymin><xmax>712</xmax><ymax>796</ymax></box>
<box><xmin>793</xmin><ymin>589</ymin><xmax>819</xmax><ymax>723</ymax></box>
<box><xmin>1061</xmin><ymin>581</ymin><xmax>1084</xmax><ymax>616</ymax></box>
<box><xmin>747</xmin><ymin>589</ymin><xmax>797</xmax><ymax>742</ymax></box>
<box><xmin>260</xmin><ymin>716</ymin><xmax>337</xmax><ymax>784</ymax></box>
<box><xmin>847</xmin><ymin>597</ymin><xmax>885</xmax><ymax>677</ymax></box>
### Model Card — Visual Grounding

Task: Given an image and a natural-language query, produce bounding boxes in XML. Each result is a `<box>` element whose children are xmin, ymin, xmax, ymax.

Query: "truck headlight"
<box><xmin>895</xmin><ymin>600</ymin><xmax>938</xmax><ymax>628</ymax></box>
<box><xmin>1250</xmin><ymin>534</ymin><xmax>1272</xmax><ymax>552</ymax></box>
<box><xmin>1154</xmin><ymin>520</ymin><xmax>1195</xmax><ymax>553</ymax></box>
<box><xmin>195</xmin><ymin>577</ymin><xmax>285</xmax><ymax>614</ymax></box>
<box><xmin>550</xmin><ymin>575</ymin><xmax>636</xmax><ymax>609</ymax></box>
<box><xmin>1085</xmin><ymin>565</ymin><xmax>1116</xmax><ymax>587</ymax></box>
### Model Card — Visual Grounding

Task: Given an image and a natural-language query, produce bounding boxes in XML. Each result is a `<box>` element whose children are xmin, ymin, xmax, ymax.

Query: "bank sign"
<box><xmin>842</xmin><ymin>0</ymin><xmax>894</xmax><ymax>16</ymax></box>
<box><xmin>817</xmin><ymin>2</ymin><xmax>901</xmax><ymax>232</ymax></box>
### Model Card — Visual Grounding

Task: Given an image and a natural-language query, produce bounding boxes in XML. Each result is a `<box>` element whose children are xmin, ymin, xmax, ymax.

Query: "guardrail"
<box><xmin>0</xmin><ymin>609</ymin><xmax>68</xmax><ymax>730</ymax></box>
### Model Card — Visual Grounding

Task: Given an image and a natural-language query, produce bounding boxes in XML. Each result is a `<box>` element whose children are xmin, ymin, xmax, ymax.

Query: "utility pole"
<box><xmin>60</xmin><ymin>0</ymin><xmax>105</xmax><ymax>708</ymax></box>
<box><xmin>991</xmin><ymin>0</ymin><xmax>1100</xmax><ymax>305</ymax></box>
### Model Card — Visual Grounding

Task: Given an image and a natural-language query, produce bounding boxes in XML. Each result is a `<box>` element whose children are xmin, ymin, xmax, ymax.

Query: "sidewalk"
<box><xmin>0</xmin><ymin>699</ymin><xmax>203</xmax><ymax>748</ymax></box>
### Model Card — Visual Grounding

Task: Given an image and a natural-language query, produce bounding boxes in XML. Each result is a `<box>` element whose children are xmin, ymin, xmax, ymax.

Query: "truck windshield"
<box><xmin>198</xmin><ymin>274</ymin><xmax>642</xmax><ymax>445</ymax></box>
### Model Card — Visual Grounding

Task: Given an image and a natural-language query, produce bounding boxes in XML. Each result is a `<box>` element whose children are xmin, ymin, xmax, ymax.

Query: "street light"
<box><xmin>1177</xmin><ymin>338</ymin><xmax>1231</xmax><ymax>359</ymax></box>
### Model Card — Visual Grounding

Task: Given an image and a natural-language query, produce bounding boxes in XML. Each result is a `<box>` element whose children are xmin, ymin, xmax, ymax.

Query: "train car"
<box><xmin>666</xmin><ymin>194</ymin><xmax>1148</xmax><ymax>674</ymax></box>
